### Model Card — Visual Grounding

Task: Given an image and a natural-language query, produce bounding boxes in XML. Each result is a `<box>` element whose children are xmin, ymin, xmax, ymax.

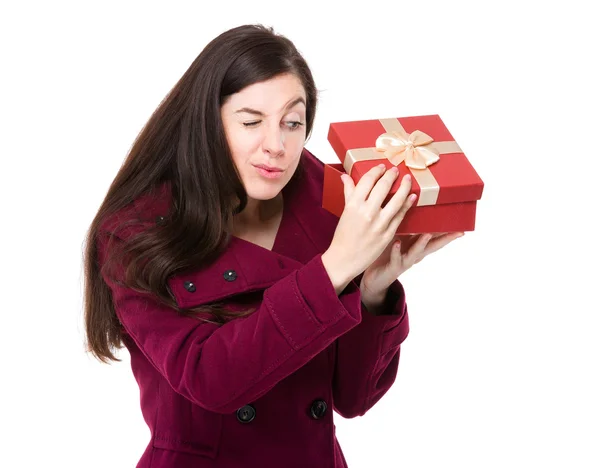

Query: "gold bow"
<box><xmin>375</xmin><ymin>129</ymin><xmax>440</xmax><ymax>170</ymax></box>
<box><xmin>342</xmin><ymin>118</ymin><xmax>463</xmax><ymax>206</ymax></box>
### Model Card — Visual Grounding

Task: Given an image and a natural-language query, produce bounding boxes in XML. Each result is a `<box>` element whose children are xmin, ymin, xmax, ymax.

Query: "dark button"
<box><xmin>223</xmin><ymin>269</ymin><xmax>237</xmax><ymax>282</ymax></box>
<box><xmin>155</xmin><ymin>215</ymin><xmax>166</xmax><ymax>225</ymax></box>
<box><xmin>183</xmin><ymin>281</ymin><xmax>196</xmax><ymax>292</ymax></box>
<box><xmin>309</xmin><ymin>399</ymin><xmax>328</xmax><ymax>419</ymax></box>
<box><xmin>236</xmin><ymin>404</ymin><xmax>256</xmax><ymax>423</ymax></box>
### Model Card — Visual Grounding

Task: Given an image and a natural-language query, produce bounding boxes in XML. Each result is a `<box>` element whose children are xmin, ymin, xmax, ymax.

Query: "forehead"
<box><xmin>224</xmin><ymin>74</ymin><xmax>306</xmax><ymax>111</ymax></box>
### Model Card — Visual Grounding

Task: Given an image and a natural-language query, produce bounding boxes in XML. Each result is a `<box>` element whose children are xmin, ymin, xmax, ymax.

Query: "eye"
<box><xmin>242</xmin><ymin>120</ymin><xmax>305</xmax><ymax>130</ymax></box>
<box><xmin>285</xmin><ymin>121</ymin><xmax>305</xmax><ymax>130</ymax></box>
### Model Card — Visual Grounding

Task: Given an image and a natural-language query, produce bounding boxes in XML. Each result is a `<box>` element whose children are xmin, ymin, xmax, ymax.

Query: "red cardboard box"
<box><xmin>323</xmin><ymin>114</ymin><xmax>484</xmax><ymax>235</ymax></box>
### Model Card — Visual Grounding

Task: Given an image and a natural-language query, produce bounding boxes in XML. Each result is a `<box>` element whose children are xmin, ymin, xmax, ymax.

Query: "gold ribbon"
<box><xmin>376</xmin><ymin>129</ymin><xmax>440</xmax><ymax>169</ymax></box>
<box><xmin>343</xmin><ymin>118</ymin><xmax>462</xmax><ymax>206</ymax></box>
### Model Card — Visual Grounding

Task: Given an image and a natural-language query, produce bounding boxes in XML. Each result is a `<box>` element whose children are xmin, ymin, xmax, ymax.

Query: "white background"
<box><xmin>1</xmin><ymin>1</ymin><xmax>598</xmax><ymax>467</ymax></box>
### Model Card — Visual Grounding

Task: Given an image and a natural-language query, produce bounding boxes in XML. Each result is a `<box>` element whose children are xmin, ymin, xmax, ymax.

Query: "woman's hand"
<box><xmin>360</xmin><ymin>231</ymin><xmax>465</xmax><ymax>307</ymax></box>
<box><xmin>321</xmin><ymin>164</ymin><xmax>416</xmax><ymax>294</ymax></box>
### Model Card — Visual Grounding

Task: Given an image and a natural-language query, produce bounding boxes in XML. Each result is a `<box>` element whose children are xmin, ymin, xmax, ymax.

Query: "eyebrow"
<box><xmin>234</xmin><ymin>97</ymin><xmax>306</xmax><ymax>116</ymax></box>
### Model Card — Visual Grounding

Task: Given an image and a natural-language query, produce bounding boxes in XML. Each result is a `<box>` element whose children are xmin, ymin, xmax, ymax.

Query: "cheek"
<box><xmin>229</xmin><ymin>130</ymin><xmax>261</xmax><ymax>165</ymax></box>
<box><xmin>285</xmin><ymin>131</ymin><xmax>306</xmax><ymax>152</ymax></box>
<box><xmin>288</xmin><ymin>146</ymin><xmax>304</xmax><ymax>174</ymax></box>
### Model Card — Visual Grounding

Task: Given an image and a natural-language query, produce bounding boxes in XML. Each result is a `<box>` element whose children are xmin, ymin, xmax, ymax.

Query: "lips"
<box><xmin>253</xmin><ymin>164</ymin><xmax>283</xmax><ymax>172</ymax></box>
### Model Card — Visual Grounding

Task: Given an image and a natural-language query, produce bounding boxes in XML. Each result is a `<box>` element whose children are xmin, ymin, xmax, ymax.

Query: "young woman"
<box><xmin>83</xmin><ymin>23</ymin><xmax>462</xmax><ymax>468</ymax></box>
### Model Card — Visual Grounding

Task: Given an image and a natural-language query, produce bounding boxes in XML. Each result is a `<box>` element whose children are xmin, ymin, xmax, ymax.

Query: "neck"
<box><xmin>233</xmin><ymin>193</ymin><xmax>283</xmax><ymax>230</ymax></box>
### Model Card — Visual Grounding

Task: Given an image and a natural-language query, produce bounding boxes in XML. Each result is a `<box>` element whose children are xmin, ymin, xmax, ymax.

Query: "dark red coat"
<box><xmin>97</xmin><ymin>148</ymin><xmax>410</xmax><ymax>467</ymax></box>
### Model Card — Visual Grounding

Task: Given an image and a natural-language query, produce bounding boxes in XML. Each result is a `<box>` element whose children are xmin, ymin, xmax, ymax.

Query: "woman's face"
<box><xmin>221</xmin><ymin>73</ymin><xmax>307</xmax><ymax>202</ymax></box>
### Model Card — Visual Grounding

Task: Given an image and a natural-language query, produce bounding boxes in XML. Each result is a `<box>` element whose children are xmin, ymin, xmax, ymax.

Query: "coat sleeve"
<box><xmin>97</xmin><ymin>231</ymin><xmax>364</xmax><ymax>414</ymax></box>
<box><xmin>332</xmin><ymin>276</ymin><xmax>409</xmax><ymax>418</ymax></box>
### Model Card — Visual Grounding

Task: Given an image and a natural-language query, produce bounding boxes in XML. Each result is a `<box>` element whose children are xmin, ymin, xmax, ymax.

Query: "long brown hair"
<box><xmin>83</xmin><ymin>24</ymin><xmax>318</xmax><ymax>363</ymax></box>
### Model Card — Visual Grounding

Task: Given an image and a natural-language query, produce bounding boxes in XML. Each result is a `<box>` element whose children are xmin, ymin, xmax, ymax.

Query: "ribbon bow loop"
<box><xmin>375</xmin><ymin>129</ymin><xmax>440</xmax><ymax>169</ymax></box>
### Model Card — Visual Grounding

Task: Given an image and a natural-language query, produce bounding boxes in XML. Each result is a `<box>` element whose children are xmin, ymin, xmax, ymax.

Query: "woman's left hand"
<box><xmin>359</xmin><ymin>232</ymin><xmax>464</xmax><ymax>303</ymax></box>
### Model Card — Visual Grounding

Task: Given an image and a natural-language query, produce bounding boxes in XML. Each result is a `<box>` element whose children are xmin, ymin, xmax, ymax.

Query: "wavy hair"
<box><xmin>82</xmin><ymin>24</ymin><xmax>318</xmax><ymax>362</ymax></box>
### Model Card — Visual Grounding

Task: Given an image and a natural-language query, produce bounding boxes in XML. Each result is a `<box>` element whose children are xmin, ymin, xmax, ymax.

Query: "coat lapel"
<box><xmin>162</xmin><ymin>148</ymin><xmax>341</xmax><ymax>307</ymax></box>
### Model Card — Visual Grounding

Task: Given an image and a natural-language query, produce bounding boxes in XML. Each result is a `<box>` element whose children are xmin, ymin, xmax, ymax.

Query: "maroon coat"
<box><xmin>97</xmin><ymin>148</ymin><xmax>410</xmax><ymax>467</ymax></box>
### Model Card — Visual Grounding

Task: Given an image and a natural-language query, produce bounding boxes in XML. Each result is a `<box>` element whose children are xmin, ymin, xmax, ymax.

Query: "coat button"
<box><xmin>223</xmin><ymin>269</ymin><xmax>237</xmax><ymax>282</ymax></box>
<box><xmin>236</xmin><ymin>404</ymin><xmax>256</xmax><ymax>423</ymax></box>
<box><xmin>183</xmin><ymin>281</ymin><xmax>196</xmax><ymax>292</ymax></box>
<box><xmin>309</xmin><ymin>399</ymin><xmax>328</xmax><ymax>419</ymax></box>
<box><xmin>155</xmin><ymin>215</ymin><xmax>166</xmax><ymax>225</ymax></box>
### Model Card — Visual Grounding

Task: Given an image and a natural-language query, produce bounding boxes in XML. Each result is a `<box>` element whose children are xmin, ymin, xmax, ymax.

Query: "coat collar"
<box><xmin>141</xmin><ymin>148</ymin><xmax>341</xmax><ymax>307</ymax></box>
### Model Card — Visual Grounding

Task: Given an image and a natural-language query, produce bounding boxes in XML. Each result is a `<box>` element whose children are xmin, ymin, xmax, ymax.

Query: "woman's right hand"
<box><xmin>321</xmin><ymin>163</ymin><xmax>415</xmax><ymax>294</ymax></box>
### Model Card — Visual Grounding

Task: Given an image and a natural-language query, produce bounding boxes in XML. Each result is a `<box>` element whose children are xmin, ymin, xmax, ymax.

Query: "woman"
<box><xmin>83</xmin><ymin>24</ymin><xmax>462</xmax><ymax>468</ymax></box>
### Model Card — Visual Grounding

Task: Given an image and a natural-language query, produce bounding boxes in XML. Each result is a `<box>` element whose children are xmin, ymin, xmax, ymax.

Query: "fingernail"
<box><xmin>391</xmin><ymin>166</ymin><xmax>399</xmax><ymax>173</ymax></box>
<box><xmin>378</xmin><ymin>163</ymin><xmax>386</xmax><ymax>169</ymax></box>
<box><xmin>409</xmin><ymin>194</ymin><xmax>417</xmax><ymax>202</ymax></box>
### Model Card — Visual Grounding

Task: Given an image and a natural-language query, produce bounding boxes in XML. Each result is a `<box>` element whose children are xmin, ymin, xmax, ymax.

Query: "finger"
<box><xmin>341</xmin><ymin>173</ymin><xmax>354</xmax><ymax>204</ymax></box>
<box><xmin>385</xmin><ymin>190</ymin><xmax>417</xmax><ymax>233</ymax></box>
<box><xmin>423</xmin><ymin>232</ymin><xmax>464</xmax><ymax>256</ymax></box>
<box><xmin>391</xmin><ymin>238</ymin><xmax>404</xmax><ymax>266</ymax></box>
<box><xmin>365</xmin><ymin>166</ymin><xmax>401</xmax><ymax>210</ymax></box>
<box><xmin>352</xmin><ymin>164</ymin><xmax>388</xmax><ymax>202</ymax></box>
<box><xmin>390</xmin><ymin>233</ymin><xmax>408</xmax><ymax>245</ymax></box>
<box><xmin>380</xmin><ymin>174</ymin><xmax>414</xmax><ymax>224</ymax></box>
<box><xmin>404</xmin><ymin>233</ymin><xmax>431</xmax><ymax>264</ymax></box>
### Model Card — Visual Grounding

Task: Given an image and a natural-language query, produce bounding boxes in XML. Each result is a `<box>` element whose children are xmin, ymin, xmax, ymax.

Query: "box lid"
<box><xmin>327</xmin><ymin>114</ymin><xmax>484</xmax><ymax>206</ymax></box>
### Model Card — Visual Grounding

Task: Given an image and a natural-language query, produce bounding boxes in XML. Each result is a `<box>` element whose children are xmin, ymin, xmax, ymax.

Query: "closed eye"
<box><xmin>242</xmin><ymin>120</ymin><xmax>305</xmax><ymax>131</ymax></box>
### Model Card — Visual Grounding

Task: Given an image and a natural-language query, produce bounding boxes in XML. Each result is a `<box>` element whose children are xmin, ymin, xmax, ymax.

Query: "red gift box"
<box><xmin>322</xmin><ymin>114</ymin><xmax>484</xmax><ymax>235</ymax></box>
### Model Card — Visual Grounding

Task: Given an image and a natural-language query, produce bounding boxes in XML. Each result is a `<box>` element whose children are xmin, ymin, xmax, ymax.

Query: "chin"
<box><xmin>245</xmin><ymin>185</ymin><xmax>284</xmax><ymax>201</ymax></box>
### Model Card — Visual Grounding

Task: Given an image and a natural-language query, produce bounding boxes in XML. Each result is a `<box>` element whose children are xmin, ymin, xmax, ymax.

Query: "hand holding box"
<box><xmin>322</xmin><ymin>114</ymin><xmax>484</xmax><ymax>234</ymax></box>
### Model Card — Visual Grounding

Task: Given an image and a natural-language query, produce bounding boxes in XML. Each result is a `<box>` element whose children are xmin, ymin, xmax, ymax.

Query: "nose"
<box><xmin>262</xmin><ymin>124</ymin><xmax>285</xmax><ymax>158</ymax></box>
